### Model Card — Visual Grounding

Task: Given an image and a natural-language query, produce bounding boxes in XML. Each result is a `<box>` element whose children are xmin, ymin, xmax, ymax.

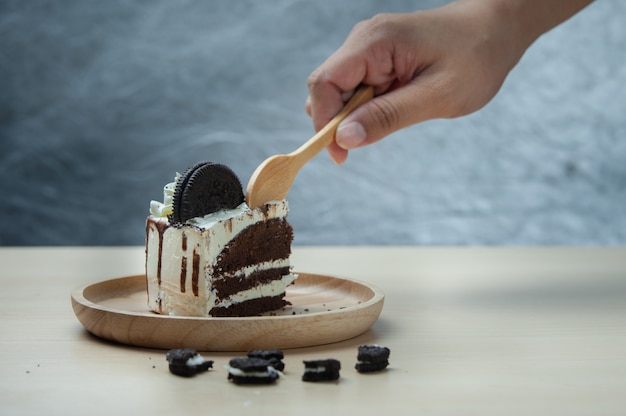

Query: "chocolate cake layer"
<box><xmin>212</xmin><ymin>267</ymin><xmax>291</xmax><ymax>297</ymax></box>
<box><xmin>215</xmin><ymin>218</ymin><xmax>293</xmax><ymax>274</ymax></box>
<box><xmin>209</xmin><ymin>294</ymin><xmax>288</xmax><ymax>317</ymax></box>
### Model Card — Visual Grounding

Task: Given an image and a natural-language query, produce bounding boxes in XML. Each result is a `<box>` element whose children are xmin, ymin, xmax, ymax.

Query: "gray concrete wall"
<box><xmin>1</xmin><ymin>0</ymin><xmax>624</xmax><ymax>246</ymax></box>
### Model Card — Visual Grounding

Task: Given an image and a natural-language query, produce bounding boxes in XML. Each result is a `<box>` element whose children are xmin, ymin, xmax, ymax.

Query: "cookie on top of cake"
<box><xmin>145</xmin><ymin>161</ymin><xmax>296</xmax><ymax>317</ymax></box>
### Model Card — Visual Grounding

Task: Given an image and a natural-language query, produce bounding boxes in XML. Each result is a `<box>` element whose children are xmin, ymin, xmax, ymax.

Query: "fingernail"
<box><xmin>336</xmin><ymin>121</ymin><xmax>366</xmax><ymax>149</ymax></box>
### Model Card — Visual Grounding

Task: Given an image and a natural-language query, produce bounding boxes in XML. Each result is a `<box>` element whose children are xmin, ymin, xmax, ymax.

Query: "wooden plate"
<box><xmin>71</xmin><ymin>272</ymin><xmax>384</xmax><ymax>351</ymax></box>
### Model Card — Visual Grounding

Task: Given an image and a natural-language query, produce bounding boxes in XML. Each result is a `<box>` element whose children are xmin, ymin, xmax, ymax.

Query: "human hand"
<box><xmin>306</xmin><ymin>0</ymin><xmax>592</xmax><ymax>164</ymax></box>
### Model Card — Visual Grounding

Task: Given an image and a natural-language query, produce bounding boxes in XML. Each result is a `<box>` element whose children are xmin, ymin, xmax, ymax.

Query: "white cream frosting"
<box><xmin>149</xmin><ymin>173</ymin><xmax>180</xmax><ymax>217</ymax></box>
<box><xmin>186</xmin><ymin>203</ymin><xmax>250</xmax><ymax>228</ymax></box>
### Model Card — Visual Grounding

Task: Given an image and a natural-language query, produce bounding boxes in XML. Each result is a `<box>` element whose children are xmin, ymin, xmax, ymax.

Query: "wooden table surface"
<box><xmin>1</xmin><ymin>247</ymin><xmax>625</xmax><ymax>415</ymax></box>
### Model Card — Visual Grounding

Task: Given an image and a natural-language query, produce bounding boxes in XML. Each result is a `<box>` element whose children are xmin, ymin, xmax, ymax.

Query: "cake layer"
<box><xmin>211</xmin><ymin>273</ymin><xmax>296</xmax><ymax>309</ymax></box>
<box><xmin>210</xmin><ymin>294</ymin><xmax>288</xmax><ymax>317</ymax></box>
<box><xmin>212</xmin><ymin>264</ymin><xmax>291</xmax><ymax>297</ymax></box>
<box><xmin>215</xmin><ymin>218</ymin><xmax>293</xmax><ymax>273</ymax></box>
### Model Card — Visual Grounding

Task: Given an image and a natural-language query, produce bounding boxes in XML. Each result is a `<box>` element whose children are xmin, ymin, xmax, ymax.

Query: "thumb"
<box><xmin>335</xmin><ymin>79</ymin><xmax>437</xmax><ymax>150</ymax></box>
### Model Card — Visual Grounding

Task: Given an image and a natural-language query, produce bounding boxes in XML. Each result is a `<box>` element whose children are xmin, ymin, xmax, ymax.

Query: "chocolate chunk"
<box><xmin>355</xmin><ymin>345</ymin><xmax>390</xmax><ymax>373</ymax></box>
<box><xmin>247</xmin><ymin>350</ymin><xmax>285</xmax><ymax>371</ymax></box>
<box><xmin>165</xmin><ymin>348</ymin><xmax>213</xmax><ymax>377</ymax></box>
<box><xmin>169</xmin><ymin>161</ymin><xmax>244</xmax><ymax>224</ymax></box>
<box><xmin>302</xmin><ymin>359</ymin><xmax>341</xmax><ymax>382</ymax></box>
<box><xmin>227</xmin><ymin>357</ymin><xmax>280</xmax><ymax>385</ymax></box>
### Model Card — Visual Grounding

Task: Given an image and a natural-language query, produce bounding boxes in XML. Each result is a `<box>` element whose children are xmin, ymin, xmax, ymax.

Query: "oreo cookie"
<box><xmin>227</xmin><ymin>357</ymin><xmax>281</xmax><ymax>385</ymax></box>
<box><xmin>355</xmin><ymin>345</ymin><xmax>390</xmax><ymax>373</ymax></box>
<box><xmin>247</xmin><ymin>350</ymin><xmax>285</xmax><ymax>372</ymax></box>
<box><xmin>302</xmin><ymin>359</ymin><xmax>341</xmax><ymax>382</ymax></box>
<box><xmin>169</xmin><ymin>161</ymin><xmax>244</xmax><ymax>225</ymax></box>
<box><xmin>165</xmin><ymin>348</ymin><xmax>213</xmax><ymax>377</ymax></box>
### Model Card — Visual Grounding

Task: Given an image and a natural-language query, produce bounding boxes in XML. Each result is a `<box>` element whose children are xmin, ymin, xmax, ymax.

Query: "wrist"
<box><xmin>490</xmin><ymin>0</ymin><xmax>594</xmax><ymax>48</ymax></box>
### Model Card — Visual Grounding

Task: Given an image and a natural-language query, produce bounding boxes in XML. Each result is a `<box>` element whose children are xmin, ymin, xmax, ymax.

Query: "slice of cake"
<box><xmin>145</xmin><ymin>161</ymin><xmax>296</xmax><ymax>317</ymax></box>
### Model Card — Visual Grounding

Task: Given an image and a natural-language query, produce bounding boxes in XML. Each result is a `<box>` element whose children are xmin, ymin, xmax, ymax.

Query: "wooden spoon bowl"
<box><xmin>246</xmin><ymin>85</ymin><xmax>374</xmax><ymax>208</ymax></box>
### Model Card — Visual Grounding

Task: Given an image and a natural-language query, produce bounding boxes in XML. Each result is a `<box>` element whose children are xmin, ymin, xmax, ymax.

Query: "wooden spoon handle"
<box><xmin>290</xmin><ymin>85</ymin><xmax>374</xmax><ymax>167</ymax></box>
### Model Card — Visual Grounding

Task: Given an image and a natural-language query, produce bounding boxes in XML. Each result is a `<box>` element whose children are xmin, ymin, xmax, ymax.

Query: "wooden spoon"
<box><xmin>245</xmin><ymin>85</ymin><xmax>374</xmax><ymax>208</ymax></box>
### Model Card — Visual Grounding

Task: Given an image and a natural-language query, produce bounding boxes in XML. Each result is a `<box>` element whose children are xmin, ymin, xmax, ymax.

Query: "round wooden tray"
<box><xmin>71</xmin><ymin>272</ymin><xmax>384</xmax><ymax>351</ymax></box>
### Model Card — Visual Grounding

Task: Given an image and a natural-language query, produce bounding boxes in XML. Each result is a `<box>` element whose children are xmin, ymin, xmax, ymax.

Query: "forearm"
<box><xmin>438</xmin><ymin>0</ymin><xmax>594</xmax><ymax>77</ymax></box>
<box><xmin>487</xmin><ymin>0</ymin><xmax>594</xmax><ymax>49</ymax></box>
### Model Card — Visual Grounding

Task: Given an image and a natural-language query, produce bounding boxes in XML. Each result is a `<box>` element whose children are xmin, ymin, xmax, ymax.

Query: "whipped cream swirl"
<box><xmin>149</xmin><ymin>173</ymin><xmax>180</xmax><ymax>218</ymax></box>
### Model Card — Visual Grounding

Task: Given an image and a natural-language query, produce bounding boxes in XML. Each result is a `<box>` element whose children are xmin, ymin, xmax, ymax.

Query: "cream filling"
<box><xmin>304</xmin><ymin>366</ymin><xmax>328</xmax><ymax>373</ymax></box>
<box><xmin>226</xmin><ymin>365</ymin><xmax>282</xmax><ymax>378</ymax></box>
<box><xmin>218</xmin><ymin>259</ymin><xmax>290</xmax><ymax>279</ymax></box>
<box><xmin>186</xmin><ymin>354</ymin><xmax>206</xmax><ymax>367</ymax></box>
<box><xmin>149</xmin><ymin>173</ymin><xmax>180</xmax><ymax>217</ymax></box>
<box><xmin>213</xmin><ymin>273</ymin><xmax>297</xmax><ymax>308</ymax></box>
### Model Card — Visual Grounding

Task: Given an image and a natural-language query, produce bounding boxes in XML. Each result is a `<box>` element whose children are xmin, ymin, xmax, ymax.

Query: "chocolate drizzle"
<box><xmin>180</xmin><ymin>256</ymin><xmax>187</xmax><ymax>293</ymax></box>
<box><xmin>192</xmin><ymin>250</ymin><xmax>200</xmax><ymax>296</ymax></box>
<box><xmin>180</xmin><ymin>232</ymin><xmax>188</xmax><ymax>292</ymax></box>
<box><xmin>147</xmin><ymin>220</ymin><xmax>169</xmax><ymax>286</ymax></box>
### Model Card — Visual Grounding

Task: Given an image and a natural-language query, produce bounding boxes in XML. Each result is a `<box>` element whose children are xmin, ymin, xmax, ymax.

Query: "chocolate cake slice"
<box><xmin>145</xmin><ymin>161</ymin><xmax>296</xmax><ymax>317</ymax></box>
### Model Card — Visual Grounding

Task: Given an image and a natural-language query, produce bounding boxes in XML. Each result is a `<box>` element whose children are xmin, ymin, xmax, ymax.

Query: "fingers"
<box><xmin>335</xmin><ymin>74</ymin><xmax>441</xmax><ymax>151</ymax></box>
<box><xmin>306</xmin><ymin>94</ymin><xmax>353</xmax><ymax>165</ymax></box>
<box><xmin>306</xmin><ymin>52</ymin><xmax>368</xmax><ymax>132</ymax></box>
<box><xmin>326</xmin><ymin>141</ymin><xmax>349</xmax><ymax>165</ymax></box>
<box><xmin>306</xmin><ymin>17</ymin><xmax>395</xmax><ymax>133</ymax></box>
<box><xmin>308</xmin><ymin>76</ymin><xmax>440</xmax><ymax>164</ymax></box>
<box><xmin>304</xmin><ymin>86</ymin><xmax>358</xmax><ymax>164</ymax></box>
<box><xmin>305</xmin><ymin>13</ymin><xmax>424</xmax><ymax>163</ymax></box>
